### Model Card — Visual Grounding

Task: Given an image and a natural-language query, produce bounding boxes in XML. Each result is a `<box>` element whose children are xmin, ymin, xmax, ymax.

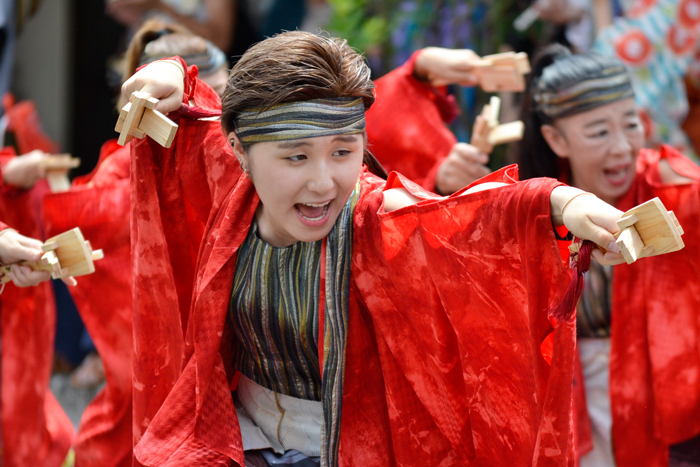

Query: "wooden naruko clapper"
<box><xmin>0</xmin><ymin>228</ymin><xmax>104</xmax><ymax>284</ymax></box>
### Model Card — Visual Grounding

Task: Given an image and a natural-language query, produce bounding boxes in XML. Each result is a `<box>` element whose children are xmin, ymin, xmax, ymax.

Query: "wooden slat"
<box><xmin>616</xmin><ymin>226</ymin><xmax>645</xmax><ymax>264</ymax></box>
<box><xmin>488</xmin><ymin>121</ymin><xmax>524</xmax><ymax>145</ymax></box>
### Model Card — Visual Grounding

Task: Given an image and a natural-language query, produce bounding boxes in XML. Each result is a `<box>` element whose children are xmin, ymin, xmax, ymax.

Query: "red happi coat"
<box><xmin>130</xmin><ymin>62</ymin><xmax>578</xmax><ymax>466</ymax></box>
<box><xmin>42</xmin><ymin>140</ymin><xmax>132</xmax><ymax>467</ymax></box>
<box><xmin>367</xmin><ymin>51</ymin><xmax>457</xmax><ymax>192</ymax></box>
<box><xmin>598</xmin><ymin>145</ymin><xmax>700</xmax><ymax>466</ymax></box>
<box><xmin>0</xmin><ymin>96</ymin><xmax>74</xmax><ymax>467</ymax></box>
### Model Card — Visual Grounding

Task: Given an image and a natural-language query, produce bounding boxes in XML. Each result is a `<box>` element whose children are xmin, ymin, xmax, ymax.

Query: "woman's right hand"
<box><xmin>435</xmin><ymin>143</ymin><xmax>490</xmax><ymax>195</ymax></box>
<box><xmin>121</xmin><ymin>60</ymin><xmax>186</xmax><ymax>114</ymax></box>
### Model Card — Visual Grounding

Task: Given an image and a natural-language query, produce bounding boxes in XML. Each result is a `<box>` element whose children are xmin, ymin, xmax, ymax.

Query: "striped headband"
<box><xmin>140</xmin><ymin>38</ymin><xmax>228</xmax><ymax>76</ymax></box>
<box><xmin>533</xmin><ymin>65</ymin><xmax>634</xmax><ymax>119</ymax></box>
<box><xmin>235</xmin><ymin>97</ymin><xmax>366</xmax><ymax>144</ymax></box>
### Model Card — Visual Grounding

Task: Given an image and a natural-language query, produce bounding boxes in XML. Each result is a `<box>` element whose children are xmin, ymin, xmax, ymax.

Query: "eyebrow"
<box><xmin>276</xmin><ymin>134</ymin><xmax>360</xmax><ymax>149</ymax></box>
<box><xmin>583</xmin><ymin>109</ymin><xmax>638</xmax><ymax>128</ymax></box>
<box><xmin>583</xmin><ymin>118</ymin><xmax>609</xmax><ymax>128</ymax></box>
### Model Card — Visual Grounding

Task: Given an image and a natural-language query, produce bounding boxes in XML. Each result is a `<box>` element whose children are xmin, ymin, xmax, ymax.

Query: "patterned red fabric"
<box><xmin>42</xmin><ymin>140</ymin><xmax>132</xmax><ymax>467</ymax></box>
<box><xmin>130</xmin><ymin>64</ymin><xmax>578</xmax><ymax>466</ymax></box>
<box><xmin>601</xmin><ymin>145</ymin><xmax>700</xmax><ymax>466</ymax></box>
<box><xmin>367</xmin><ymin>51</ymin><xmax>457</xmax><ymax>192</ymax></box>
<box><xmin>0</xmin><ymin>112</ymin><xmax>73</xmax><ymax>464</ymax></box>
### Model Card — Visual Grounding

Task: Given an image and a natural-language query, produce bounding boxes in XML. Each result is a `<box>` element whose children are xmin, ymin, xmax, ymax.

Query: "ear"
<box><xmin>227</xmin><ymin>131</ymin><xmax>249</xmax><ymax>167</ymax></box>
<box><xmin>540</xmin><ymin>124</ymin><xmax>570</xmax><ymax>159</ymax></box>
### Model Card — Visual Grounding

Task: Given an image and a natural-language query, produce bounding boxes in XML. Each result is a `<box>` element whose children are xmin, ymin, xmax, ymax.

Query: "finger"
<box><xmin>12</xmin><ymin>243</ymin><xmax>44</xmax><ymax>262</ymax></box>
<box><xmin>471</xmin><ymin>164</ymin><xmax>491</xmax><ymax>179</ymax></box>
<box><xmin>453</xmin><ymin>145</ymin><xmax>490</xmax><ymax>165</ymax></box>
<box><xmin>14</xmin><ymin>264</ymin><xmax>50</xmax><ymax>286</ymax></box>
<box><xmin>62</xmin><ymin>276</ymin><xmax>78</xmax><ymax>287</ymax></box>
<box><xmin>23</xmin><ymin>270</ymin><xmax>51</xmax><ymax>287</ymax></box>
<box><xmin>151</xmin><ymin>94</ymin><xmax>182</xmax><ymax>115</ymax></box>
<box><xmin>139</xmin><ymin>80</ymin><xmax>182</xmax><ymax>114</ymax></box>
<box><xmin>455</xmin><ymin>74</ymin><xmax>479</xmax><ymax>87</ymax></box>
<box><xmin>121</xmin><ymin>76</ymin><xmax>137</xmax><ymax>104</ymax></box>
<box><xmin>592</xmin><ymin>248</ymin><xmax>626</xmax><ymax>266</ymax></box>
<box><xmin>17</xmin><ymin>234</ymin><xmax>44</xmax><ymax>250</ymax></box>
<box><xmin>589</xmin><ymin>210</ymin><xmax>622</xmax><ymax>236</ymax></box>
<box><xmin>587</xmin><ymin>225</ymin><xmax>620</xmax><ymax>254</ymax></box>
<box><xmin>450</xmin><ymin>153</ymin><xmax>490</xmax><ymax>178</ymax></box>
<box><xmin>10</xmin><ymin>265</ymin><xmax>30</xmax><ymax>287</ymax></box>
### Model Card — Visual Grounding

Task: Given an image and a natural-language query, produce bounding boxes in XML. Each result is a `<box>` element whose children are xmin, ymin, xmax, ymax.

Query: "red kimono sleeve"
<box><xmin>71</xmin><ymin>139</ymin><xmax>130</xmax><ymax>188</ymax></box>
<box><xmin>42</xmin><ymin>139</ymin><xmax>132</xmax><ymax>467</ymax></box>
<box><xmin>366</xmin><ymin>51</ymin><xmax>458</xmax><ymax>192</ymax></box>
<box><xmin>130</xmin><ymin>57</ymin><xmax>242</xmax><ymax>454</ymax></box>
<box><xmin>344</xmin><ymin>166</ymin><xmax>576</xmax><ymax>466</ymax></box>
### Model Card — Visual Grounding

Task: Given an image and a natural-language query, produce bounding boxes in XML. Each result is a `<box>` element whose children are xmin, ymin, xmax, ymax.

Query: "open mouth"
<box><xmin>603</xmin><ymin>165</ymin><xmax>630</xmax><ymax>186</ymax></box>
<box><xmin>295</xmin><ymin>201</ymin><xmax>331</xmax><ymax>222</ymax></box>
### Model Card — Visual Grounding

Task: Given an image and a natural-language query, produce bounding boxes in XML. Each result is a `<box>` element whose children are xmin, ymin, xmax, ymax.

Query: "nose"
<box><xmin>609</xmin><ymin>130</ymin><xmax>633</xmax><ymax>160</ymax></box>
<box><xmin>306</xmin><ymin>160</ymin><xmax>335</xmax><ymax>195</ymax></box>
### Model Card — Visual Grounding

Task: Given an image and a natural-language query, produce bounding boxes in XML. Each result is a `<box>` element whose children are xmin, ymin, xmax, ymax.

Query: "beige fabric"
<box><xmin>579</xmin><ymin>338</ymin><xmax>615</xmax><ymax>467</ymax></box>
<box><xmin>236</xmin><ymin>374</ymin><xmax>322</xmax><ymax>456</ymax></box>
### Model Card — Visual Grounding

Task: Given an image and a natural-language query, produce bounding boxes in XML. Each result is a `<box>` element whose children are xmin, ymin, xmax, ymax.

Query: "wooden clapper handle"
<box><xmin>115</xmin><ymin>91</ymin><xmax>178</xmax><ymax>148</ymax></box>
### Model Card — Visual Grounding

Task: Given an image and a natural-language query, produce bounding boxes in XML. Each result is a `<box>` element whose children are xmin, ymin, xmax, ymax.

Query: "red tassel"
<box><xmin>548</xmin><ymin>240</ymin><xmax>594</xmax><ymax>322</ymax></box>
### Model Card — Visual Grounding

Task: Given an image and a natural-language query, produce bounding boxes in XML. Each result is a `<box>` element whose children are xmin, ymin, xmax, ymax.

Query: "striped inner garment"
<box><xmin>576</xmin><ymin>263</ymin><xmax>613</xmax><ymax>338</ymax></box>
<box><xmin>229</xmin><ymin>181</ymin><xmax>361</xmax><ymax>466</ymax></box>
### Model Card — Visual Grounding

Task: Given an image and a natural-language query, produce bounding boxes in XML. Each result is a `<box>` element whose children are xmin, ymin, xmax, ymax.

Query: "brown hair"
<box><xmin>221</xmin><ymin>31</ymin><xmax>375</xmax><ymax>135</ymax></box>
<box><xmin>123</xmin><ymin>19</ymin><xmax>206</xmax><ymax>82</ymax></box>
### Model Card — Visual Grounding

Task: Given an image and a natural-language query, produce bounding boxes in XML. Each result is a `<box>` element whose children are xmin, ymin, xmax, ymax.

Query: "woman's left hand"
<box><xmin>551</xmin><ymin>187</ymin><xmax>627</xmax><ymax>265</ymax></box>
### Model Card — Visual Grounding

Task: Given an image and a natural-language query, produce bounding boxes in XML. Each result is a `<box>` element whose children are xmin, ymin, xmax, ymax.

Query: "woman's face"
<box><xmin>542</xmin><ymin>98</ymin><xmax>644</xmax><ymax>206</ymax></box>
<box><xmin>230</xmin><ymin>133</ymin><xmax>364</xmax><ymax>247</ymax></box>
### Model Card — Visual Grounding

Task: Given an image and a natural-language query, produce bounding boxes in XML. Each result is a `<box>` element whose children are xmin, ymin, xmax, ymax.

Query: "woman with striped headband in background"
<box><xmin>514</xmin><ymin>44</ymin><xmax>700</xmax><ymax>467</ymax></box>
<box><xmin>122</xmin><ymin>31</ymin><xmax>630</xmax><ymax>467</ymax></box>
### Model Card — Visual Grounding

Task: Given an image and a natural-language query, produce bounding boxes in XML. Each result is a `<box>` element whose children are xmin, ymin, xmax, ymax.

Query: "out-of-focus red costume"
<box><xmin>0</xmin><ymin>95</ymin><xmax>74</xmax><ymax>467</ymax></box>
<box><xmin>367</xmin><ymin>52</ymin><xmax>457</xmax><ymax>192</ymax></box>
<box><xmin>593</xmin><ymin>145</ymin><xmax>700</xmax><ymax>467</ymax></box>
<box><xmin>42</xmin><ymin>140</ymin><xmax>132</xmax><ymax>467</ymax></box>
<box><xmin>129</xmin><ymin>61</ymin><xmax>579</xmax><ymax>466</ymax></box>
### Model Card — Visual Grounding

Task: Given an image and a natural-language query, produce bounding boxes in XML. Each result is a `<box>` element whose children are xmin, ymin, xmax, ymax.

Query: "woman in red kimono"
<box><xmin>0</xmin><ymin>96</ymin><xmax>75</xmax><ymax>467</ymax></box>
<box><xmin>124</xmin><ymin>31</ymin><xmax>629</xmax><ymax>467</ymax></box>
<box><xmin>41</xmin><ymin>140</ymin><xmax>132</xmax><ymax>467</ymax></box>
<box><xmin>38</xmin><ymin>21</ymin><xmax>232</xmax><ymax>467</ymax></box>
<box><xmin>515</xmin><ymin>44</ymin><xmax>700</xmax><ymax>467</ymax></box>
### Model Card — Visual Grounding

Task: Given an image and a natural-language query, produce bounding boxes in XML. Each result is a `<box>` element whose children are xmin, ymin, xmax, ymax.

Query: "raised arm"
<box><xmin>122</xmin><ymin>56</ymin><xmax>240</xmax><ymax>222</ymax></box>
<box><xmin>123</xmin><ymin>58</ymin><xmax>240</xmax><ymax>442</ymax></box>
<box><xmin>383</xmin><ymin>171</ymin><xmax>626</xmax><ymax>264</ymax></box>
<box><xmin>367</xmin><ymin>49</ymin><xmax>490</xmax><ymax>194</ymax></box>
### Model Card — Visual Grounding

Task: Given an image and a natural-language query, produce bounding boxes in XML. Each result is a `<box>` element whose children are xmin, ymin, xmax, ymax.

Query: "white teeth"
<box><xmin>303</xmin><ymin>202</ymin><xmax>330</xmax><ymax>207</ymax></box>
<box><xmin>297</xmin><ymin>204</ymin><xmax>329</xmax><ymax>221</ymax></box>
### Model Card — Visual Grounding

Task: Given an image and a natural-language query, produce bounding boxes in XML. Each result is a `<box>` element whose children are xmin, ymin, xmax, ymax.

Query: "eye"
<box><xmin>626</xmin><ymin>122</ymin><xmax>639</xmax><ymax>130</ymax></box>
<box><xmin>333</xmin><ymin>150</ymin><xmax>351</xmax><ymax>157</ymax></box>
<box><xmin>287</xmin><ymin>154</ymin><xmax>307</xmax><ymax>162</ymax></box>
<box><xmin>589</xmin><ymin>129</ymin><xmax>608</xmax><ymax>138</ymax></box>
